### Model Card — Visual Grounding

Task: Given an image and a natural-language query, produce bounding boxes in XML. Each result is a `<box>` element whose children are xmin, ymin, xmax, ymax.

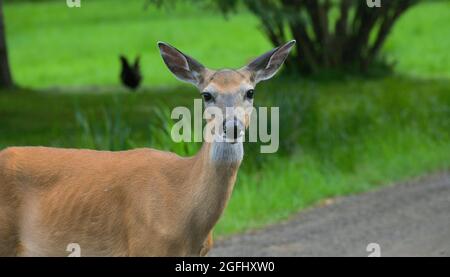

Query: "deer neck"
<box><xmin>185</xmin><ymin>140</ymin><xmax>243</xmax><ymax>237</ymax></box>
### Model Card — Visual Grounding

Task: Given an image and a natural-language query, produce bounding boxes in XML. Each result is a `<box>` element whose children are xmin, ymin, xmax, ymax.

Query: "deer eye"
<box><xmin>245</xmin><ymin>89</ymin><xmax>255</xmax><ymax>100</ymax></box>
<box><xmin>201</xmin><ymin>92</ymin><xmax>214</xmax><ymax>102</ymax></box>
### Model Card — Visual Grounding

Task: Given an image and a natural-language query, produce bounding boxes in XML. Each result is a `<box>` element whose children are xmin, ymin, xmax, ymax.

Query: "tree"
<box><xmin>150</xmin><ymin>0</ymin><xmax>419</xmax><ymax>75</ymax></box>
<box><xmin>0</xmin><ymin>0</ymin><xmax>13</xmax><ymax>89</ymax></box>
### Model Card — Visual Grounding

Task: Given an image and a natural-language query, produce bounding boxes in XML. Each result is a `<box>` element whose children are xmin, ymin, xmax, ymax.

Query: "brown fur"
<box><xmin>0</xmin><ymin>69</ymin><xmax>246</xmax><ymax>257</ymax></box>
<box><xmin>0</xmin><ymin>144</ymin><xmax>238</xmax><ymax>256</ymax></box>
<box><xmin>201</xmin><ymin>69</ymin><xmax>252</xmax><ymax>92</ymax></box>
<box><xmin>0</xmin><ymin>41</ymin><xmax>294</xmax><ymax>256</ymax></box>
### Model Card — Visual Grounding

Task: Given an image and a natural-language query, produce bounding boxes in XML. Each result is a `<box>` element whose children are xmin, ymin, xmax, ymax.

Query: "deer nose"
<box><xmin>223</xmin><ymin>118</ymin><xmax>244</xmax><ymax>141</ymax></box>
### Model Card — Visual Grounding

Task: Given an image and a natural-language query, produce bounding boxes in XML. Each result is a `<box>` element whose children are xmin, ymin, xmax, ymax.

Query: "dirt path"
<box><xmin>211</xmin><ymin>172</ymin><xmax>450</xmax><ymax>257</ymax></box>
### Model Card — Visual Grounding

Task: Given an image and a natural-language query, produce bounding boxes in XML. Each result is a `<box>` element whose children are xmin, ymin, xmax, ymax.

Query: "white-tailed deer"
<box><xmin>0</xmin><ymin>40</ymin><xmax>295</xmax><ymax>256</ymax></box>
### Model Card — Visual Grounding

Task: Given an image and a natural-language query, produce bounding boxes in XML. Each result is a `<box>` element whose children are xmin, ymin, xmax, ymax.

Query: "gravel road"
<box><xmin>211</xmin><ymin>172</ymin><xmax>450</xmax><ymax>257</ymax></box>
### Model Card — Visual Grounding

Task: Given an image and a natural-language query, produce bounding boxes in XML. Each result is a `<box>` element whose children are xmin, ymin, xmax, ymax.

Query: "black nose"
<box><xmin>232</xmin><ymin>124</ymin><xmax>238</xmax><ymax>139</ymax></box>
<box><xmin>223</xmin><ymin>119</ymin><xmax>239</xmax><ymax>140</ymax></box>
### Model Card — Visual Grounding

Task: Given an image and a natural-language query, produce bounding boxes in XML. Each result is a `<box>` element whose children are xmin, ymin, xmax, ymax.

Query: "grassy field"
<box><xmin>4</xmin><ymin>0</ymin><xmax>450</xmax><ymax>88</ymax></box>
<box><xmin>4</xmin><ymin>0</ymin><xmax>270</xmax><ymax>88</ymax></box>
<box><xmin>1</xmin><ymin>0</ymin><xmax>450</xmax><ymax>236</ymax></box>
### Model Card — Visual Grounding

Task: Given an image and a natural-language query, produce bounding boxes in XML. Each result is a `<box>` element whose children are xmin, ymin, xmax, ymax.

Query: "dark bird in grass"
<box><xmin>120</xmin><ymin>55</ymin><xmax>142</xmax><ymax>91</ymax></box>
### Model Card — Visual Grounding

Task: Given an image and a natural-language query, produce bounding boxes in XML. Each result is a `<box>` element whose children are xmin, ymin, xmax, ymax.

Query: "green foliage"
<box><xmin>74</xmin><ymin>97</ymin><xmax>132</xmax><ymax>150</ymax></box>
<box><xmin>147</xmin><ymin>104</ymin><xmax>201</xmax><ymax>156</ymax></box>
<box><xmin>73</xmin><ymin>94</ymin><xmax>201</xmax><ymax>156</ymax></box>
<box><xmin>151</xmin><ymin>0</ymin><xmax>420</xmax><ymax>75</ymax></box>
<box><xmin>4</xmin><ymin>1</ymin><xmax>450</xmax><ymax>88</ymax></box>
<box><xmin>4</xmin><ymin>0</ymin><xmax>269</xmax><ymax>88</ymax></box>
<box><xmin>219</xmin><ymin>77</ymin><xmax>450</xmax><ymax>234</ymax></box>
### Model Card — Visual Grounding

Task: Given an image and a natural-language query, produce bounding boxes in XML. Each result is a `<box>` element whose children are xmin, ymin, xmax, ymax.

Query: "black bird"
<box><xmin>120</xmin><ymin>55</ymin><xmax>142</xmax><ymax>91</ymax></box>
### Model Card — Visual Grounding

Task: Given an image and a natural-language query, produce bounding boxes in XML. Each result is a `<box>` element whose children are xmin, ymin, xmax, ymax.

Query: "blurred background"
<box><xmin>0</xmin><ymin>0</ymin><xmax>449</xmax><ymax>236</ymax></box>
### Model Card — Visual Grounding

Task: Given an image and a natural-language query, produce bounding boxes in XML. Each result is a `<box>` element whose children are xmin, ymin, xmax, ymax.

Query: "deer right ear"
<box><xmin>158</xmin><ymin>42</ymin><xmax>206</xmax><ymax>86</ymax></box>
<box><xmin>245</xmin><ymin>40</ymin><xmax>296</xmax><ymax>83</ymax></box>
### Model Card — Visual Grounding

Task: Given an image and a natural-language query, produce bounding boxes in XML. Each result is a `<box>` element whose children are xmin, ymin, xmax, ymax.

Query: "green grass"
<box><xmin>384</xmin><ymin>1</ymin><xmax>450</xmax><ymax>79</ymax></box>
<box><xmin>218</xmin><ymin>78</ymin><xmax>450</xmax><ymax>234</ymax></box>
<box><xmin>221</xmin><ymin>132</ymin><xmax>450</xmax><ymax>234</ymax></box>
<box><xmin>4</xmin><ymin>0</ymin><xmax>270</xmax><ymax>88</ymax></box>
<box><xmin>4</xmin><ymin>0</ymin><xmax>450</xmax><ymax>88</ymax></box>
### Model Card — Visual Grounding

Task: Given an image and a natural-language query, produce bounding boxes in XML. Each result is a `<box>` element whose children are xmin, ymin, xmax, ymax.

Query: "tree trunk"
<box><xmin>0</xmin><ymin>0</ymin><xmax>14</xmax><ymax>89</ymax></box>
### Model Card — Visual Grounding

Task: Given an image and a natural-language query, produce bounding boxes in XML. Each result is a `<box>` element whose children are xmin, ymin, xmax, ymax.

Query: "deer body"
<box><xmin>0</xmin><ymin>143</ymin><xmax>239</xmax><ymax>256</ymax></box>
<box><xmin>0</xmin><ymin>40</ymin><xmax>295</xmax><ymax>256</ymax></box>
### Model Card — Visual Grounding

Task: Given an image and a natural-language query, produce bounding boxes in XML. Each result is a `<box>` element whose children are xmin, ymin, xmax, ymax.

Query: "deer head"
<box><xmin>158</xmin><ymin>40</ymin><xmax>296</xmax><ymax>144</ymax></box>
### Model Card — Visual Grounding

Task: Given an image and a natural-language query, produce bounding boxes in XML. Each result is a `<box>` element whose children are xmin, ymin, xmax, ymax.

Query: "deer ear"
<box><xmin>244</xmin><ymin>40</ymin><xmax>296</xmax><ymax>83</ymax></box>
<box><xmin>158</xmin><ymin>42</ymin><xmax>206</xmax><ymax>86</ymax></box>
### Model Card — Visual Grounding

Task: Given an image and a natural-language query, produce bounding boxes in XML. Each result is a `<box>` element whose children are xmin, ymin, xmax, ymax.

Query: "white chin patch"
<box><xmin>210</xmin><ymin>140</ymin><xmax>243</xmax><ymax>163</ymax></box>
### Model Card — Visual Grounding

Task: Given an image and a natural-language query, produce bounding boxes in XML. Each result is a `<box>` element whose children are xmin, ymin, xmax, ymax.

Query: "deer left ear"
<box><xmin>244</xmin><ymin>40</ymin><xmax>296</xmax><ymax>83</ymax></box>
<box><xmin>158</xmin><ymin>41</ymin><xmax>206</xmax><ymax>87</ymax></box>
